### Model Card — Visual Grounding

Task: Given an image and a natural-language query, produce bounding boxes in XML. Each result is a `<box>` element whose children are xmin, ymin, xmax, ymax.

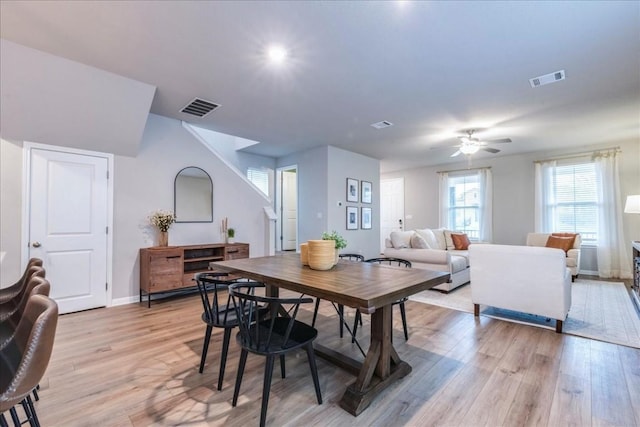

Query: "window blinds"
<box><xmin>247</xmin><ymin>168</ymin><xmax>269</xmax><ymax>196</ymax></box>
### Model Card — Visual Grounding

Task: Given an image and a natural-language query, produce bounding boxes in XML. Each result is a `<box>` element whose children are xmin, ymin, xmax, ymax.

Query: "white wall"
<box><xmin>278</xmin><ymin>146</ymin><xmax>329</xmax><ymax>246</ymax></box>
<box><xmin>0</xmin><ymin>40</ymin><xmax>155</xmax><ymax>157</ymax></box>
<box><xmin>113</xmin><ymin>114</ymin><xmax>268</xmax><ymax>300</ymax></box>
<box><xmin>382</xmin><ymin>139</ymin><xmax>640</xmax><ymax>272</ymax></box>
<box><xmin>187</xmin><ymin>125</ymin><xmax>277</xmax><ymax>197</ymax></box>
<box><xmin>277</xmin><ymin>145</ymin><xmax>381</xmax><ymax>259</ymax></box>
<box><xmin>0</xmin><ymin>114</ymin><xmax>269</xmax><ymax>301</ymax></box>
<box><xmin>0</xmin><ymin>138</ymin><xmax>24</xmax><ymax>284</ymax></box>
<box><xmin>327</xmin><ymin>146</ymin><xmax>381</xmax><ymax>259</ymax></box>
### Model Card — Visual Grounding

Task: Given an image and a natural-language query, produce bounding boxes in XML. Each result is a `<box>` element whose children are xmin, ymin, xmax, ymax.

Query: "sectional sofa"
<box><xmin>383</xmin><ymin>228</ymin><xmax>470</xmax><ymax>292</ymax></box>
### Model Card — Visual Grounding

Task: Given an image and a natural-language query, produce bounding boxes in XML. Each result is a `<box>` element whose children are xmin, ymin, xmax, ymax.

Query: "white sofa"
<box><xmin>526</xmin><ymin>232</ymin><xmax>581</xmax><ymax>281</ymax></box>
<box><xmin>383</xmin><ymin>228</ymin><xmax>470</xmax><ymax>292</ymax></box>
<box><xmin>470</xmin><ymin>244</ymin><xmax>572</xmax><ymax>333</ymax></box>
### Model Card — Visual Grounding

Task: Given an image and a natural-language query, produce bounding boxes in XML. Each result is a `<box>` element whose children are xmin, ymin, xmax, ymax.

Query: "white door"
<box><xmin>28</xmin><ymin>145</ymin><xmax>110</xmax><ymax>313</ymax></box>
<box><xmin>281</xmin><ymin>168</ymin><xmax>298</xmax><ymax>251</ymax></box>
<box><xmin>380</xmin><ymin>178</ymin><xmax>405</xmax><ymax>252</ymax></box>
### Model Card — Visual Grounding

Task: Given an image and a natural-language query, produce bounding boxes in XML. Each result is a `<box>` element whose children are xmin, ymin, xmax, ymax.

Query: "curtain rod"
<box><xmin>437</xmin><ymin>166</ymin><xmax>491</xmax><ymax>174</ymax></box>
<box><xmin>533</xmin><ymin>147</ymin><xmax>621</xmax><ymax>164</ymax></box>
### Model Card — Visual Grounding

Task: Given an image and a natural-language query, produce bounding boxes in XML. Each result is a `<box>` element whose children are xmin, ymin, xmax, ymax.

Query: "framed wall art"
<box><xmin>346</xmin><ymin>206</ymin><xmax>358</xmax><ymax>230</ymax></box>
<box><xmin>346</xmin><ymin>178</ymin><xmax>358</xmax><ymax>202</ymax></box>
<box><xmin>361</xmin><ymin>181</ymin><xmax>372</xmax><ymax>204</ymax></box>
<box><xmin>361</xmin><ymin>207</ymin><xmax>372</xmax><ymax>229</ymax></box>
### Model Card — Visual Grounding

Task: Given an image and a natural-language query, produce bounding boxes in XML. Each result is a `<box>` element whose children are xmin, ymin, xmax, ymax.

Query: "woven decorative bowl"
<box><xmin>307</xmin><ymin>240</ymin><xmax>336</xmax><ymax>270</ymax></box>
<box><xmin>300</xmin><ymin>242</ymin><xmax>309</xmax><ymax>265</ymax></box>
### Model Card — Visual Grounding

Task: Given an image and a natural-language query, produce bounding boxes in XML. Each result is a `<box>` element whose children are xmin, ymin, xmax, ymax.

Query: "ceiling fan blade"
<box><xmin>482</xmin><ymin>147</ymin><xmax>500</xmax><ymax>154</ymax></box>
<box><xmin>450</xmin><ymin>150</ymin><xmax>462</xmax><ymax>157</ymax></box>
<box><xmin>486</xmin><ymin>138</ymin><xmax>512</xmax><ymax>144</ymax></box>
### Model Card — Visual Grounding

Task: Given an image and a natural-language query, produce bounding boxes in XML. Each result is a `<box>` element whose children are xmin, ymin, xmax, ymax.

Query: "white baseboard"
<box><xmin>111</xmin><ymin>296</ymin><xmax>139</xmax><ymax>307</ymax></box>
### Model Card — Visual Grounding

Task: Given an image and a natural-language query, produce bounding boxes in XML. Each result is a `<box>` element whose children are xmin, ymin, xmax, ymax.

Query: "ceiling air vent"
<box><xmin>371</xmin><ymin>120</ymin><xmax>393</xmax><ymax>129</ymax></box>
<box><xmin>180</xmin><ymin>98</ymin><xmax>220</xmax><ymax>117</ymax></box>
<box><xmin>529</xmin><ymin>70</ymin><xmax>565</xmax><ymax>88</ymax></box>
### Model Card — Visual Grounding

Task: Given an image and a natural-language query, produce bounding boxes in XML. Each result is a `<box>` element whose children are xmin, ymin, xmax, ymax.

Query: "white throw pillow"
<box><xmin>410</xmin><ymin>233</ymin><xmax>429</xmax><ymax>249</ymax></box>
<box><xmin>390</xmin><ymin>231</ymin><xmax>414</xmax><ymax>249</ymax></box>
<box><xmin>431</xmin><ymin>228</ymin><xmax>448</xmax><ymax>250</ymax></box>
<box><xmin>443</xmin><ymin>230</ymin><xmax>456</xmax><ymax>250</ymax></box>
<box><xmin>415</xmin><ymin>228</ymin><xmax>437</xmax><ymax>249</ymax></box>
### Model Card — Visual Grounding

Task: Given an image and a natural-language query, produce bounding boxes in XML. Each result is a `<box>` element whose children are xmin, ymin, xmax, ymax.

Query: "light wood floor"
<box><xmin>28</xmin><ymin>290</ymin><xmax>640</xmax><ymax>427</ymax></box>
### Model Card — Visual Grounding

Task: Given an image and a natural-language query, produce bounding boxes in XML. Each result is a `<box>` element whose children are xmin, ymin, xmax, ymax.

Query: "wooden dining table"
<box><xmin>210</xmin><ymin>253</ymin><xmax>450</xmax><ymax>416</ymax></box>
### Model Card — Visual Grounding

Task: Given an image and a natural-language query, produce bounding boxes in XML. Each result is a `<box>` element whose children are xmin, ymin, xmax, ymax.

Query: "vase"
<box><xmin>300</xmin><ymin>242</ymin><xmax>309</xmax><ymax>265</ymax></box>
<box><xmin>158</xmin><ymin>231</ymin><xmax>168</xmax><ymax>247</ymax></box>
<box><xmin>307</xmin><ymin>240</ymin><xmax>336</xmax><ymax>270</ymax></box>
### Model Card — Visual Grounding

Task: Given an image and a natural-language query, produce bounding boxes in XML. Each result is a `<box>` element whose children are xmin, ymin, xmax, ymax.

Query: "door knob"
<box><xmin>32</xmin><ymin>241</ymin><xmax>41</xmax><ymax>248</ymax></box>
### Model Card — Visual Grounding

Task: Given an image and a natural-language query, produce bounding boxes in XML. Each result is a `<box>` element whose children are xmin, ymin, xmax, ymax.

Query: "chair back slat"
<box><xmin>339</xmin><ymin>254</ymin><xmax>365</xmax><ymax>262</ymax></box>
<box><xmin>195</xmin><ymin>272</ymin><xmax>238</xmax><ymax>327</ymax></box>
<box><xmin>365</xmin><ymin>257</ymin><xmax>412</xmax><ymax>268</ymax></box>
<box><xmin>281</xmin><ymin>304</ymin><xmax>300</xmax><ymax>345</ymax></box>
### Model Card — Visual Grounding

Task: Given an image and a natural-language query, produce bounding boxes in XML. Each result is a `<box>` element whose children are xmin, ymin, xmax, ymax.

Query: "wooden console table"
<box><xmin>139</xmin><ymin>243</ymin><xmax>249</xmax><ymax>307</ymax></box>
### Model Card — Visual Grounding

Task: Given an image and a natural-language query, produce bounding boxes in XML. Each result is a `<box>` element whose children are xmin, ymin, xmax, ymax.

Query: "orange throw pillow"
<box><xmin>551</xmin><ymin>232</ymin><xmax>577</xmax><ymax>249</ymax></box>
<box><xmin>451</xmin><ymin>233</ymin><xmax>470</xmax><ymax>250</ymax></box>
<box><xmin>546</xmin><ymin>235</ymin><xmax>573</xmax><ymax>253</ymax></box>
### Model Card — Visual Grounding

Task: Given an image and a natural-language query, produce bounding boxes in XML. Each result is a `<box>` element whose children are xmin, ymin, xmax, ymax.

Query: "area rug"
<box><xmin>410</xmin><ymin>279</ymin><xmax>640</xmax><ymax>349</ymax></box>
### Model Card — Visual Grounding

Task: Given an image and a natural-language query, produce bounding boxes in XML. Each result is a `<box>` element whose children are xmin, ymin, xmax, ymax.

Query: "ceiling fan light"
<box><xmin>459</xmin><ymin>144</ymin><xmax>480</xmax><ymax>155</ymax></box>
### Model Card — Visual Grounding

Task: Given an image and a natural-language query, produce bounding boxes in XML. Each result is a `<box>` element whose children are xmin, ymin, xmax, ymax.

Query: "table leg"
<box><xmin>339</xmin><ymin>304</ymin><xmax>411</xmax><ymax>416</ymax></box>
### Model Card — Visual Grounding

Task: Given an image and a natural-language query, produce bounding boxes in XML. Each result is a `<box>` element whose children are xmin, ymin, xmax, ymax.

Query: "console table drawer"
<box><xmin>148</xmin><ymin>274</ymin><xmax>183</xmax><ymax>291</ymax></box>
<box><xmin>225</xmin><ymin>245</ymin><xmax>249</xmax><ymax>260</ymax></box>
<box><xmin>149</xmin><ymin>255</ymin><xmax>182</xmax><ymax>275</ymax></box>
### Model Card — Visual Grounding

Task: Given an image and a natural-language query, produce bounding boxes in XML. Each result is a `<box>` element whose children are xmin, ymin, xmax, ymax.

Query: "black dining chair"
<box><xmin>194</xmin><ymin>271</ymin><xmax>239</xmax><ymax>391</ymax></box>
<box><xmin>352</xmin><ymin>257</ymin><xmax>412</xmax><ymax>342</ymax></box>
<box><xmin>229</xmin><ymin>282</ymin><xmax>322</xmax><ymax>427</ymax></box>
<box><xmin>310</xmin><ymin>253</ymin><xmax>364</xmax><ymax>337</ymax></box>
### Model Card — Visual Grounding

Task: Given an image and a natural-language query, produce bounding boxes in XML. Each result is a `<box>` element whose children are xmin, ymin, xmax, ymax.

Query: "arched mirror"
<box><xmin>174</xmin><ymin>167</ymin><xmax>213</xmax><ymax>223</ymax></box>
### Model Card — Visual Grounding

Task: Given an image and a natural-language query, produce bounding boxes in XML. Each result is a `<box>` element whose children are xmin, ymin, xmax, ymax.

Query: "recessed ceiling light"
<box><xmin>267</xmin><ymin>45</ymin><xmax>288</xmax><ymax>64</ymax></box>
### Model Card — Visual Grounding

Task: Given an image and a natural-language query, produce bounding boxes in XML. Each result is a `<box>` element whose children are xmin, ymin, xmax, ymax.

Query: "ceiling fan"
<box><xmin>450</xmin><ymin>130</ymin><xmax>512</xmax><ymax>157</ymax></box>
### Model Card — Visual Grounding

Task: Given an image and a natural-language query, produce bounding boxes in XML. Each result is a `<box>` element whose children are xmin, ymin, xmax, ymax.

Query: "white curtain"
<box><xmin>438</xmin><ymin>171</ymin><xmax>449</xmax><ymax>228</ymax></box>
<box><xmin>478</xmin><ymin>168</ymin><xmax>493</xmax><ymax>242</ymax></box>
<box><xmin>594</xmin><ymin>152</ymin><xmax>631</xmax><ymax>278</ymax></box>
<box><xmin>534</xmin><ymin>160</ymin><xmax>557</xmax><ymax>232</ymax></box>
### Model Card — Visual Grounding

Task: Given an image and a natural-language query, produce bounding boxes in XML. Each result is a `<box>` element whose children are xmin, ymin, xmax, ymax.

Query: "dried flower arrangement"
<box><xmin>148</xmin><ymin>210</ymin><xmax>176</xmax><ymax>232</ymax></box>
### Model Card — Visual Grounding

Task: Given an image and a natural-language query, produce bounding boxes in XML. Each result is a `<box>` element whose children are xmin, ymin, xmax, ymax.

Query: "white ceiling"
<box><xmin>1</xmin><ymin>1</ymin><xmax>638</xmax><ymax>172</ymax></box>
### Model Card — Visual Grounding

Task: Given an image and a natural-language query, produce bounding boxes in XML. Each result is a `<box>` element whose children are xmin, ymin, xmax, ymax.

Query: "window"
<box><xmin>247</xmin><ymin>167</ymin><xmax>270</xmax><ymax>196</ymax></box>
<box><xmin>536</xmin><ymin>160</ymin><xmax>597</xmax><ymax>243</ymax></box>
<box><xmin>447</xmin><ymin>174</ymin><xmax>480</xmax><ymax>238</ymax></box>
<box><xmin>439</xmin><ymin>168</ymin><xmax>492</xmax><ymax>241</ymax></box>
